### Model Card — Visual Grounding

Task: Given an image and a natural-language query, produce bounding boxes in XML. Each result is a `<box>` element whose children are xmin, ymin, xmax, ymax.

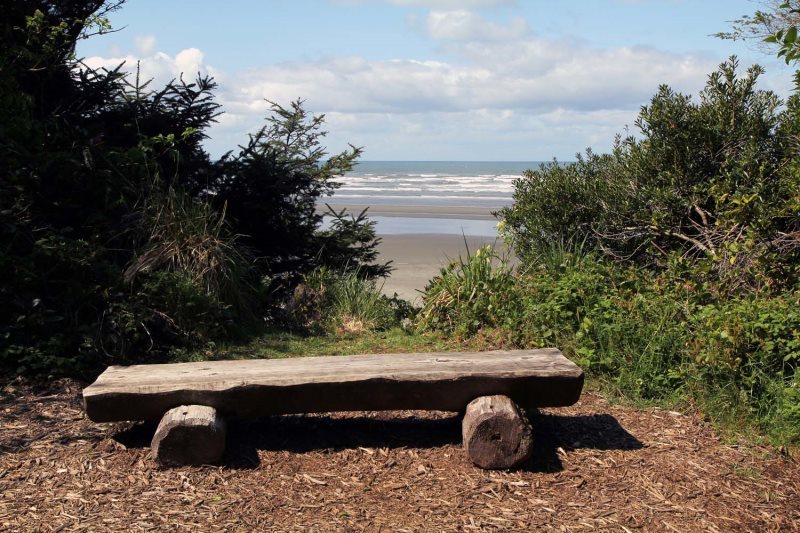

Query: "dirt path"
<box><xmin>1</xmin><ymin>380</ymin><xmax>798</xmax><ymax>531</ymax></box>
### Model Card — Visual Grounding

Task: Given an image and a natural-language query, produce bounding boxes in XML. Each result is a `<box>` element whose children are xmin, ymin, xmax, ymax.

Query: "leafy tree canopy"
<box><xmin>501</xmin><ymin>57</ymin><xmax>800</xmax><ymax>294</ymax></box>
<box><xmin>1</xmin><ymin>0</ymin><xmax>387</xmax><ymax>377</ymax></box>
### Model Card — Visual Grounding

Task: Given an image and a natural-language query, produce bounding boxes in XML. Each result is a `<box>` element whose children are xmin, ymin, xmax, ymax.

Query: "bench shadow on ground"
<box><xmin>522</xmin><ymin>412</ymin><xmax>643</xmax><ymax>473</ymax></box>
<box><xmin>112</xmin><ymin>411</ymin><xmax>643</xmax><ymax>472</ymax></box>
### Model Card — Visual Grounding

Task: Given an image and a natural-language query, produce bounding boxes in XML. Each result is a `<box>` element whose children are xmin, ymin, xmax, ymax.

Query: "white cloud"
<box><xmin>200</xmin><ymin>38</ymin><xmax>720</xmax><ymax>158</ymax></box>
<box><xmin>389</xmin><ymin>0</ymin><xmax>514</xmax><ymax>7</ymax></box>
<box><xmin>82</xmin><ymin>8</ymin><xmax>786</xmax><ymax>159</ymax></box>
<box><xmin>425</xmin><ymin>10</ymin><xmax>528</xmax><ymax>41</ymax></box>
<box><xmin>335</xmin><ymin>0</ymin><xmax>514</xmax><ymax>7</ymax></box>
<box><xmin>133</xmin><ymin>34</ymin><xmax>157</xmax><ymax>56</ymax></box>
<box><xmin>174</xmin><ymin>48</ymin><xmax>206</xmax><ymax>77</ymax></box>
<box><xmin>220</xmin><ymin>45</ymin><xmax>713</xmax><ymax>116</ymax></box>
<box><xmin>318</xmin><ymin>107</ymin><xmax>637</xmax><ymax>160</ymax></box>
<box><xmin>84</xmin><ymin>47</ymin><xmax>215</xmax><ymax>89</ymax></box>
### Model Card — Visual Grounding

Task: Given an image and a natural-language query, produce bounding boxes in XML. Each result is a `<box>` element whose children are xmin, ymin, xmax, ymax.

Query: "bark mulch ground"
<box><xmin>1</xmin><ymin>379</ymin><xmax>798</xmax><ymax>531</ymax></box>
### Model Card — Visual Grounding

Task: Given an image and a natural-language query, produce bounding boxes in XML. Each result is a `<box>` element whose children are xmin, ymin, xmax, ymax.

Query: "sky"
<box><xmin>78</xmin><ymin>0</ymin><xmax>794</xmax><ymax>161</ymax></box>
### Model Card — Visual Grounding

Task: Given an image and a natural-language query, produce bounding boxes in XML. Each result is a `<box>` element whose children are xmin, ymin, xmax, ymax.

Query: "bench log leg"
<box><xmin>151</xmin><ymin>405</ymin><xmax>226</xmax><ymax>466</ymax></box>
<box><xmin>462</xmin><ymin>395</ymin><xmax>533</xmax><ymax>469</ymax></box>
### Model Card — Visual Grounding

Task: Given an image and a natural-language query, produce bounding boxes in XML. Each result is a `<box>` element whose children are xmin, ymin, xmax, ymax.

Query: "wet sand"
<box><xmin>377</xmin><ymin>234</ymin><xmax>507</xmax><ymax>304</ymax></box>
<box><xmin>325</xmin><ymin>203</ymin><xmax>508</xmax><ymax>303</ymax></box>
<box><xmin>323</xmin><ymin>203</ymin><xmax>501</xmax><ymax>220</ymax></box>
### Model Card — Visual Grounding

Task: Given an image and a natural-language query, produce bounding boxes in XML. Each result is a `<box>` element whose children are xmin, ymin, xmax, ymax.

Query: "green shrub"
<box><xmin>209</xmin><ymin>100</ymin><xmax>390</xmax><ymax>285</ymax></box>
<box><xmin>513</xmin><ymin>259</ymin><xmax>800</xmax><ymax>443</ymax></box>
<box><xmin>432</xmin><ymin>237</ymin><xmax>799</xmax><ymax>442</ymax></box>
<box><xmin>515</xmin><ymin>262</ymin><xmax>609</xmax><ymax>348</ymax></box>
<box><xmin>287</xmin><ymin>266</ymin><xmax>406</xmax><ymax>335</ymax></box>
<box><xmin>317</xmin><ymin>206</ymin><xmax>393</xmax><ymax>279</ymax></box>
<box><xmin>130</xmin><ymin>271</ymin><xmax>232</xmax><ymax>354</ymax></box>
<box><xmin>486</xmin><ymin>55</ymin><xmax>800</xmax><ymax>444</ymax></box>
<box><xmin>328</xmin><ymin>271</ymin><xmax>393</xmax><ymax>334</ymax></box>
<box><xmin>501</xmin><ymin>58</ymin><xmax>800</xmax><ymax>292</ymax></box>
<box><xmin>573</xmin><ymin>285</ymin><xmax>689</xmax><ymax>399</ymax></box>
<box><xmin>417</xmin><ymin>244</ymin><xmax>519</xmax><ymax>336</ymax></box>
<box><xmin>499</xmin><ymin>154</ymin><xmax>625</xmax><ymax>263</ymax></box>
<box><xmin>777</xmin><ymin>377</ymin><xmax>800</xmax><ymax>443</ymax></box>
<box><xmin>1</xmin><ymin>2</ymin><xmax>390</xmax><ymax>377</ymax></box>
<box><xmin>125</xmin><ymin>185</ymin><xmax>258</xmax><ymax>321</ymax></box>
<box><xmin>690</xmin><ymin>295</ymin><xmax>800</xmax><ymax>376</ymax></box>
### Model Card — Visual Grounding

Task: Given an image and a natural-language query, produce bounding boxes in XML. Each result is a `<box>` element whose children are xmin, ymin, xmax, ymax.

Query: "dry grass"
<box><xmin>124</xmin><ymin>187</ymin><xmax>254</xmax><ymax>314</ymax></box>
<box><xmin>1</xmin><ymin>379</ymin><xmax>798</xmax><ymax>531</ymax></box>
<box><xmin>336</xmin><ymin>315</ymin><xmax>369</xmax><ymax>336</ymax></box>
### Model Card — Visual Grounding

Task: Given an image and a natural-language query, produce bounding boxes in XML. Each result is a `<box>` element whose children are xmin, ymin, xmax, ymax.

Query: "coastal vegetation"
<box><xmin>2</xmin><ymin>0</ymin><xmax>799</xmax><ymax>448</ymax></box>
<box><xmin>417</xmin><ymin>56</ymin><xmax>800</xmax><ymax>444</ymax></box>
<box><xmin>0</xmin><ymin>0</ymin><xmax>387</xmax><ymax>376</ymax></box>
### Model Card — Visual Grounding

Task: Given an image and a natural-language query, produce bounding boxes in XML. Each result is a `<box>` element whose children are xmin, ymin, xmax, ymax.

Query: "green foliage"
<box><xmin>490</xmin><ymin>55</ymin><xmax>800</xmax><ymax>444</ymax></box>
<box><xmin>0</xmin><ymin>1</ymin><xmax>387</xmax><ymax>377</ymax></box>
<box><xmin>102</xmin><ymin>271</ymin><xmax>233</xmax><ymax>360</ymax></box>
<box><xmin>327</xmin><ymin>272</ymin><xmax>394</xmax><ymax>334</ymax></box>
<box><xmin>125</xmin><ymin>185</ymin><xmax>257</xmax><ymax>320</ymax></box>
<box><xmin>210</xmin><ymin>100</ymin><xmax>388</xmax><ymax>288</ymax></box>
<box><xmin>521</xmin><ymin>266</ymin><xmax>689</xmax><ymax>399</ymax></box>
<box><xmin>498</xmin><ymin>154</ymin><xmax>624</xmax><ymax>263</ymax></box>
<box><xmin>690</xmin><ymin>296</ymin><xmax>800</xmax><ymax>374</ymax></box>
<box><xmin>317</xmin><ymin>206</ymin><xmax>392</xmax><ymax>279</ymax></box>
<box><xmin>501</xmin><ymin>57</ymin><xmax>800</xmax><ymax>292</ymax></box>
<box><xmin>717</xmin><ymin>0</ymin><xmax>800</xmax><ymax>44</ymax></box>
<box><xmin>718</xmin><ymin>1</ymin><xmax>800</xmax><ymax>86</ymax></box>
<box><xmin>476</xmin><ymin>257</ymin><xmax>800</xmax><ymax>443</ymax></box>
<box><xmin>287</xmin><ymin>267</ymin><xmax>409</xmax><ymax>335</ymax></box>
<box><xmin>416</xmin><ymin>243</ymin><xmax>519</xmax><ymax>337</ymax></box>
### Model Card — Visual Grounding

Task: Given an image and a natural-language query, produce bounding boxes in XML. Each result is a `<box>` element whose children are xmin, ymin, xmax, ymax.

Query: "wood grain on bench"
<box><xmin>83</xmin><ymin>349</ymin><xmax>584</xmax><ymax>422</ymax></box>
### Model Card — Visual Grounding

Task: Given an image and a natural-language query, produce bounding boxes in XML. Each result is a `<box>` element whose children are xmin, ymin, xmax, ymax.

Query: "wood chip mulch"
<box><xmin>1</xmin><ymin>379</ymin><xmax>798</xmax><ymax>531</ymax></box>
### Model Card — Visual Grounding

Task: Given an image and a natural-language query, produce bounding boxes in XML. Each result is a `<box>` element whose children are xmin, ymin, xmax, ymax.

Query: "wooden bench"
<box><xmin>83</xmin><ymin>348</ymin><xmax>584</xmax><ymax>469</ymax></box>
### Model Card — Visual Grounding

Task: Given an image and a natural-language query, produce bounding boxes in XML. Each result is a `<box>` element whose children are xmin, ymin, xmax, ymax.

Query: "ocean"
<box><xmin>326</xmin><ymin>161</ymin><xmax>544</xmax><ymax>236</ymax></box>
<box><xmin>332</xmin><ymin>161</ymin><xmax>543</xmax><ymax>209</ymax></box>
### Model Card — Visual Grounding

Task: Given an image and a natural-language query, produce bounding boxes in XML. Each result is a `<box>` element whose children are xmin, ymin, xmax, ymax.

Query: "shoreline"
<box><xmin>320</xmin><ymin>203</ymin><xmax>510</xmax><ymax>303</ymax></box>
<box><xmin>321</xmin><ymin>203</ymin><xmax>502</xmax><ymax>220</ymax></box>
<box><xmin>377</xmin><ymin>233</ymin><xmax>509</xmax><ymax>303</ymax></box>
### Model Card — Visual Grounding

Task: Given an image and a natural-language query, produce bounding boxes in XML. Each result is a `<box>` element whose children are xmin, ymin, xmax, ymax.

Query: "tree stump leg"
<box><xmin>151</xmin><ymin>405</ymin><xmax>226</xmax><ymax>466</ymax></box>
<box><xmin>462</xmin><ymin>395</ymin><xmax>533</xmax><ymax>469</ymax></box>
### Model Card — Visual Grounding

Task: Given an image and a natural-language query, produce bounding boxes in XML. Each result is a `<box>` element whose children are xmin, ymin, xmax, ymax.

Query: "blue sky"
<box><xmin>79</xmin><ymin>0</ymin><xmax>794</xmax><ymax>160</ymax></box>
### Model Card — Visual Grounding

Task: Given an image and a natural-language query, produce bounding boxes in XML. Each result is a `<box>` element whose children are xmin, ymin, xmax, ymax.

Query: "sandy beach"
<box><xmin>376</xmin><ymin>233</ymin><xmax>505</xmax><ymax>303</ymax></box>
<box><xmin>325</xmin><ymin>203</ymin><xmax>507</xmax><ymax>303</ymax></box>
<box><xmin>322</xmin><ymin>203</ymin><xmax>501</xmax><ymax>220</ymax></box>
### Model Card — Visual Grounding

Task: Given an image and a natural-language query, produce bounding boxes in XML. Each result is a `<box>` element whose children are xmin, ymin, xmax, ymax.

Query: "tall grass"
<box><xmin>525</xmin><ymin>234</ymin><xmax>594</xmax><ymax>277</ymax></box>
<box><xmin>125</xmin><ymin>185</ymin><xmax>257</xmax><ymax>318</ymax></box>
<box><xmin>417</xmin><ymin>242</ymin><xmax>518</xmax><ymax>336</ymax></box>
<box><xmin>290</xmin><ymin>266</ymin><xmax>408</xmax><ymax>334</ymax></box>
<box><xmin>329</xmin><ymin>270</ymin><xmax>390</xmax><ymax>334</ymax></box>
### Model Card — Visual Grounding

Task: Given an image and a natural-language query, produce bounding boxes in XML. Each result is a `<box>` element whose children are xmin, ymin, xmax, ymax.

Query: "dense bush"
<box><xmin>209</xmin><ymin>100</ymin><xmax>389</xmax><ymax>286</ymax></box>
<box><xmin>0</xmin><ymin>0</ymin><xmax>388</xmax><ymax>377</ymax></box>
<box><xmin>422</xmin><ymin>57</ymin><xmax>800</xmax><ymax>444</ymax></box>
<box><xmin>416</xmin><ymin>238</ymin><xmax>800</xmax><ymax>442</ymax></box>
<box><xmin>287</xmin><ymin>267</ymin><xmax>412</xmax><ymax>335</ymax></box>
<box><xmin>516</xmin><ymin>260</ymin><xmax>800</xmax><ymax>443</ymax></box>
<box><xmin>501</xmin><ymin>58</ymin><xmax>800</xmax><ymax>293</ymax></box>
<box><xmin>416</xmin><ymin>244</ymin><xmax>520</xmax><ymax>336</ymax></box>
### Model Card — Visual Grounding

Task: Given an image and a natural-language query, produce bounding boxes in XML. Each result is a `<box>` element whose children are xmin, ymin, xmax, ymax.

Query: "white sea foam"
<box><xmin>343</xmin><ymin>187</ymin><xmax>426</xmax><ymax>192</ymax></box>
<box><xmin>328</xmin><ymin>161</ymin><xmax>544</xmax><ymax>209</ymax></box>
<box><xmin>335</xmin><ymin>194</ymin><xmax>512</xmax><ymax>201</ymax></box>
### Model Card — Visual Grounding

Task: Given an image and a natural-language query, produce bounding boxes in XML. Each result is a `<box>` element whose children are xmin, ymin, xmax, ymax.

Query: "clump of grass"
<box><xmin>329</xmin><ymin>270</ymin><xmax>390</xmax><ymax>334</ymax></box>
<box><xmin>125</xmin><ymin>185</ymin><xmax>257</xmax><ymax>317</ymax></box>
<box><xmin>417</xmin><ymin>241</ymin><xmax>519</xmax><ymax>336</ymax></box>
<box><xmin>526</xmin><ymin>234</ymin><xmax>594</xmax><ymax>277</ymax></box>
<box><xmin>287</xmin><ymin>266</ymin><xmax>414</xmax><ymax>335</ymax></box>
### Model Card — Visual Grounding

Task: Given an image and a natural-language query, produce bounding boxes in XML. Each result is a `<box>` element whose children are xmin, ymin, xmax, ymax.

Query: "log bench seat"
<box><xmin>82</xmin><ymin>348</ymin><xmax>584</xmax><ymax>469</ymax></box>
